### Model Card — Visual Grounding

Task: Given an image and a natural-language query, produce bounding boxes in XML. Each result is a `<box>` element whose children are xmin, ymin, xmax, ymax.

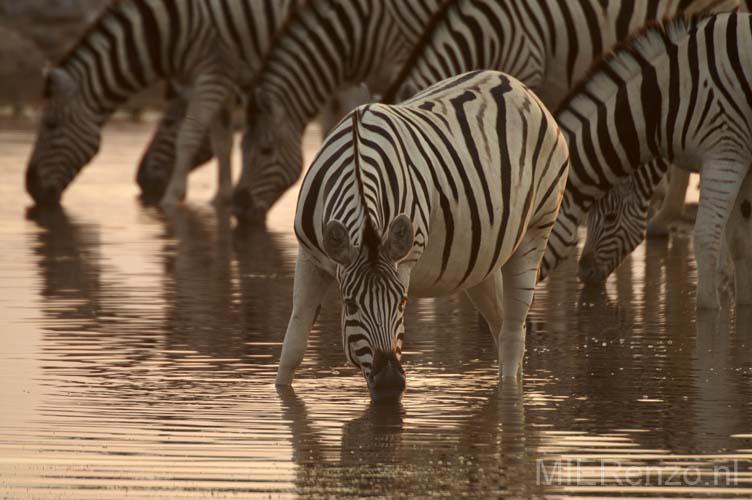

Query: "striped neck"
<box><xmin>255</xmin><ymin>0</ymin><xmax>403</xmax><ymax>130</ymax></box>
<box><xmin>57</xmin><ymin>0</ymin><xmax>207</xmax><ymax>116</ymax></box>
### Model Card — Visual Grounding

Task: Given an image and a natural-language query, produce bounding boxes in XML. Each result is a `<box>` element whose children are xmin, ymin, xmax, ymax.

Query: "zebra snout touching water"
<box><xmin>540</xmin><ymin>14</ymin><xmax>752</xmax><ymax>310</ymax></box>
<box><xmin>275</xmin><ymin>71</ymin><xmax>570</xmax><ymax>401</ymax></box>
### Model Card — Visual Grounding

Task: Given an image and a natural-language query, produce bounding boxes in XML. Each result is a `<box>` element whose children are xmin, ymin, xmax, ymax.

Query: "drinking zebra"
<box><xmin>232</xmin><ymin>0</ymin><xmax>444</xmax><ymax>223</ymax></box>
<box><xmin>539</xmin><ymin>13</ymin><xmax>752</xmax><ymax>310</ymax></box>
<box><xmin>235</xmin><ymin>0</ymin><xmax>738</xmax><ymax>224</ymax></box>
<box><xmin>274</xmin><ymin>70</ymin><xmax>570</xmax><ymax>399</ymax></box>
<box><xmin>578</xmin><ymin>152</ymin><xmax>751</xmax><ymax>306</ymax></box>
<box><xmin>25</xmin><ymin>0</ymin><xmax>302</xmax><ymax>207</ymax></box>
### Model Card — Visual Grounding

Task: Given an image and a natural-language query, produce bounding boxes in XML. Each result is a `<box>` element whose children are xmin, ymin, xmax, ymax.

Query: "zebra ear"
<box><xmin>45</xmin><ymin>68</ymin><xmax>77</xmax><ymax>99</ymax></box>
<box><xmin>384</xmin><ymin>214</ymin><xmax>414</xmax><ymax>262</ymax></box>
<box><xmin>324</xmin><ymin>220</ymin><xmax>353</xmax><ymax>266</ymax></box>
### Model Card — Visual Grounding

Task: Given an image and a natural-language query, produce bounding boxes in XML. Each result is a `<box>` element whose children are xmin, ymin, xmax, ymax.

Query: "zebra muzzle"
<box><xmin>368</xmin><ymin>350</ymin><xmax>405</xmax><ymax>402</ymax></box>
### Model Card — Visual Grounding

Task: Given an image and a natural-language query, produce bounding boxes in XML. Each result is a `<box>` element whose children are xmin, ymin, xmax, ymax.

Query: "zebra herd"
<box><xmin>23</xmin><ymin>0</ymin><xmax>752</xmax><ymax>400</ymax></box>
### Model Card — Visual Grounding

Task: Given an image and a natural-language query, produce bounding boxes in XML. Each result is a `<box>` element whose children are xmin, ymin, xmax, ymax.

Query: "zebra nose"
<box><xmin>26</xmin><ymin>167</ymin><xmax>61</xmax><ymax>206</ymax></box>
<box><xmin>578</xmin><ymin>252</ymin><xmax>603</xmax><ymax>285</ymax></box>
<box><xmin>232</xmin><ymin>188</ymin><xmax>266</xmax><ymax>226</ymax></box>
<box><xmin>368</xmin><ymin>351</ymin><xmax>405</xmax><ymax>402</ymax></box>
<box><xmin>136</xmin><ymin>159</ymin><xmax>170</xmax><ymax>203</ymax></box>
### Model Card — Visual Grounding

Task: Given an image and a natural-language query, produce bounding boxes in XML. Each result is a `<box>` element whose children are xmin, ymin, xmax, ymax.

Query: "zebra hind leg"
<box><xmin>210</xmin><ymin>99</ymin><xmax>235</xmax><ymax>206</ymax></box>
<box><xmin>161</xmin><ymin>72</ymin><xmax>234</xmax><ymax>207</ymax></box>
<box><xmin>276</xmin><ymin>250</ymin><xmax>334</xmax><ymax>386</ymax></box>
<box><xmin>464</xmin><ymin>271</ymin><xmax>504</xmax><ymax>345</ymax></box>
<box><xmin>498</xmin><ymin>227</ymin><xmax>550</xmax><ymax>379</ymax></box>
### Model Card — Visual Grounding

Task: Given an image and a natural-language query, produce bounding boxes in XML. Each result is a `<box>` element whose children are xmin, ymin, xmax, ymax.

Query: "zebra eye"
<box><xmin>605</xmin><ymin>212</ymin><xmax>618</xmax><ymax>223</ymax></box>
<box><xmin>259</xmin><ymin>146</ymin><xmax>273</xmax><ymax>156</ymax></box>
<box><xmin>344</xmin><ymin>298</ymin><xmax>359</xmax><ymax>315</ymax></box>
<box><xmin>44</xmin><ymin>118</ymin><xmax>59</xmax><ymax>130</ymax></box>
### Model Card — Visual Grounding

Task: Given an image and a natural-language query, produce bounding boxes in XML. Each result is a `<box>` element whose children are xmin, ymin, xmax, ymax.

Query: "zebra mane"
<box><xmin>381</xmin><ymin>0</ymin><xmax>457</xmax><ymax>104</ymax></box>
<box><xmin>351</xmin><ymin>106</ymin><xmax>383</xmax><ymax>264</ymax></box>
<box><xmin>555</xmin><ymin>14</ymin><xmax>705</xmax><ymax>115</ymax></box>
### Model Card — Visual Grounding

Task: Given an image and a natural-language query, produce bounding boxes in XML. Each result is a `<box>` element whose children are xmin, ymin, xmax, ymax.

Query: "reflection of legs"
<box><xmin>499</xmin><ymin>229</ymin><xmax>549</xmax><ymax>379</ymax></box>
<box><xmin>465</xmin><ymin>272</ymin><xmax>504</xmax><ymax>344</ymax></box>
<box><xmin>725</xmin><ymin>172</ymin><xmax>752</xmax><ymax>305</ymax></box>
<box><xmin>648</xmin><ymin>166</ymin><xmax>690</xmax><ymax>236</ymax></box>
<box><xmin>276</xmin><ymin>251</ymin><xmax>334</xmax><ymax>385</ymax></box>
<box><xmin>694</xmin><ymin>164</ymin><xmax>747</xmax><ymax>310</ymax></box>
<box><xmin>210</xmin><ymin>101</ymin><xmax>235</xmax><ymax>205</ymax></box>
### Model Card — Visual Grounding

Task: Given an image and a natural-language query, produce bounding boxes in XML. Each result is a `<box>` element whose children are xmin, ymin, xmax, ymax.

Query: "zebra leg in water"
<box><xmin>647</xmin><ymin>166</ymin><xmax>691</xmax><ymax>237</ymax></box>
<box><xmin>209</xmin><ymin>99</ymin><xmax>235</xmax><ymax>205</ymax></box>
<box><xmin>694</xmin><ymin>161</ymin><xmax>750</xmax><ymax>310</ymax></box>
<box><xmin>464</xmin><ymin>272</ymin><xmax>504</xmax><ymax>345</ymax></box>
<box><xmin>499</xmin><ymin>222</ymin><xmax>556</xmax><ymax>378</ymax></box>
<box><xmin>725</xmin><ymin>171</ymin><xmax>752</xmax><ymax>305</ymax></box>
<box><xmin>161</xmin><ymin>69</ymin><xmax>236</xmax><ymax>207</ymax></box>
<box><xmin>276</xmin><ymin>251</ymin><xmax>334</xmax><ymax>385</ymax></box>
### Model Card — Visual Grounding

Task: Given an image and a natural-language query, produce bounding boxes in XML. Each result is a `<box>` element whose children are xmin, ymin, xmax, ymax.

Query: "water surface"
<box><xmin>0</xmin><ymin>120</ymin><xmax>750</xmax><ymax>499</ymax></box>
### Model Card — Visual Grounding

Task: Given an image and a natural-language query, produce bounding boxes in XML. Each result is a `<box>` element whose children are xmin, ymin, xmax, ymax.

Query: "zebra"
<box><xmin>539</xmin><ymin>13</ymin><xmax>752</xmax><ymax>310</ymax></box>
<box><xmin>274</xmin><ymin>70</ymin><xmax>570</xmax><ymax>399</ymax></box>
<box><xmin>24</xmin><ymin>0</ymin><xmax>302</xmax><ymax>207</ymax></box>
<box><xmin>643</xmin><ymin>1</ymin><xmax>752</xmax><ymax>237</ymax></box>
<box><xmin>235</xmin><ymin>0</ymin><xmax>739</xmax><ymax>223</ymax></box>
<box><xmin>578</xmin><ymin>154</ymin><xmax>750</xmax><ymax>304</ymax></box>
<box><xmin>231</xmin><ymin>0</ymin><xmax>445</xmax><ymax>223</ymax></box>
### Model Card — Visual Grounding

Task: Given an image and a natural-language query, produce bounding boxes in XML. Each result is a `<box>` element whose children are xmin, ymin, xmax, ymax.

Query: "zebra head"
<box><xmin>579</xmin><ymin>179</ymin><xmax>651</xmax><ymax>284</ymax></box>
<box><xmin>233</xmin><ymin>89</ymin><xmax>303</xmax><ymax>225</ymax></box>
<box><xmin>26</xmin><ymin>68</ymin><xmax>102</xmax><ymax>206</ymax></box>
<box><xmin>323</xmin><ymin>215</ymin><xmax>414</xmax><ymax>402</ymax></box>
<box><xmin>136</xmin><ymin>83</ymin><xmax>214</xmax><ymax>203</ymax></box>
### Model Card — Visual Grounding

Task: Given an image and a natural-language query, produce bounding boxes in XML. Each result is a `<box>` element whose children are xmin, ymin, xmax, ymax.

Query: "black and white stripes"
<box><xmin>231</xmin><ymin>0</ymin><xmax>444</xmax><ymax>223</ymax></box>
<box><xmin>25</xmin><ymin>0</ymin><xmax>301</xmax><ymax>206</ymax></box>
<box><xmin>275</xmin><ymin>70</ymin><xmax>570</xmax><ymax>399</ymax></box>
<box><xmin>540</xmin><ymin>13</ymin><xmax>752</xmax><ymax>309</ymax></box>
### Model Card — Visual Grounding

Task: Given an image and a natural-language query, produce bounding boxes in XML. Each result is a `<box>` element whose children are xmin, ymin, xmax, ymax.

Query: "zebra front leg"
<box><xmin>276</xmin><ymin>250</ymin><xmax>334</xmax><ymax>386</ymax></box>
<box><xmin>210</xmin><ymin>100</ymin><xmax>235</xmax><ymax>206</ymax></box>
<box><xmin>694</xmin><ymin>163</ymin><xmax>749</xmax><ymax>310</ymax></box>
<box><xmin>464</xmin><ymin>271</ymin><xmax>504</xmax><ymax>344</ymax></box>
<box><xmin>498</xmin><ymin>229</ymin><xmax>549</xmax><ymax>379</ymax></box>
<box><xmin>725</xmin><ymin>171</ymin><xmax>752</xmax><ymax>305</ymax></box>
<box><xmin>161</xmin><ymin>73</ymin><xmax>234</xmax><ymax>207</ymax></box>
<box><xmin>647</xmin><ymin>166</ymin><xmax>690</xmax><ymax>237</ymax></box>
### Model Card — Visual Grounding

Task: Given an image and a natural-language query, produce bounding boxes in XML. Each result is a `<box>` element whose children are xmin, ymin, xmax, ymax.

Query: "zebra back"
<box><xmin>383</xmin><ymin>0</ymin><xmax>740</xmax><ymax>108</ymax></box>
<box><xmin>540</xmin><ymin>13</ymin><xmax>752</xmax><ymax>281</ymax></box>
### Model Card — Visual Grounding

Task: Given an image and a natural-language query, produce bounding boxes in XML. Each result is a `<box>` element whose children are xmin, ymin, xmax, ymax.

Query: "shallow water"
<box><xmin>0</xmin><ymin>120</ymin><xmax>750</xmax><ymax>499</ymax></box>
